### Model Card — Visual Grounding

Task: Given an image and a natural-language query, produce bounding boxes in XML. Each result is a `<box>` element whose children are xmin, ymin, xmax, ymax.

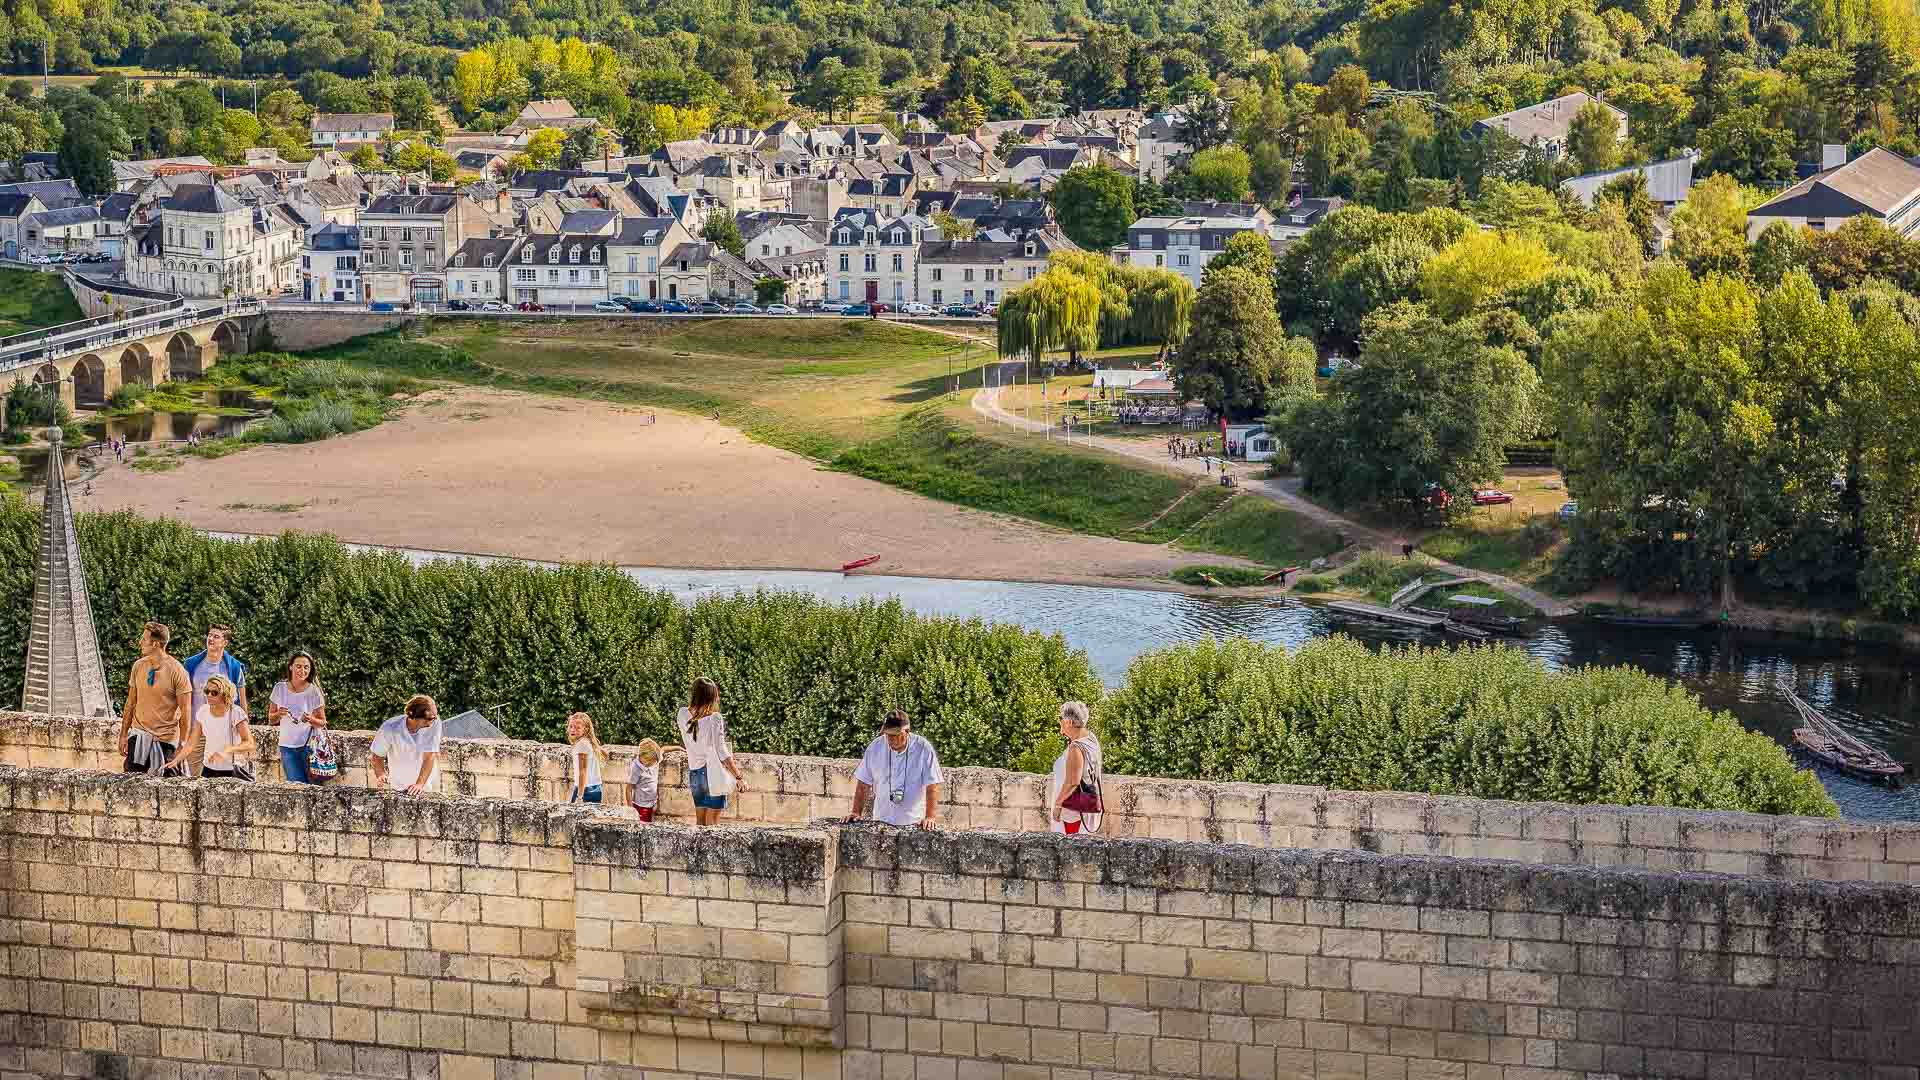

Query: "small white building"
<box><xmin>300</xmin><ymin>223</ymin><xmax>362</xmax><ymax>303</ymax></box>
<box><xmin>826</xmin><ymin>209</ymin><xmax>936</xmax><ymax>304</ymax></box>
<box><xmin>446</xmin><ymin>236</ymin><xmax>519</xmax><ymax>304</ymax></box>
<box><xmin>1119</xmin><ymin>209</ymin><xmax>1269</xmax><ymax>289</ymax></box>
<box><xmin>606</xmin><ymin>216</ymin><xmax>695</xmax><ymax>302</ymax></box>
<box><xmin>310</xmin><ymin>113</ymin><xmax>396</xmax><ymax>148</ymax></box>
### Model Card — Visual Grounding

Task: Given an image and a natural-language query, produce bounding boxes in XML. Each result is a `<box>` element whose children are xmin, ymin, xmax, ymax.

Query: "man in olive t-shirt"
<box><xmin>119</xmin><ymin>621</ymin><xmax>192</xmax><ymax>776</ymax></box>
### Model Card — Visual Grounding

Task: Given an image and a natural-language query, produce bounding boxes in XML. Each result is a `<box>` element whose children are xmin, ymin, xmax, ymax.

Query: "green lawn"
<box><xmin>0</xmin><ymin>269</ymin><xmax>82</xmax><ymax>335</ymax></box>
<box><xmin>1172</xmin><ymin>496</ymin><xmax>1345</xmax><ymax>568</ymax></box>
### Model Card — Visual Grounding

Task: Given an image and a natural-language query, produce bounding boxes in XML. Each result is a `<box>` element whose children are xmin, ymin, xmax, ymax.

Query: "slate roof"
<box><xmin>559</xmin><ymin>208</ymin><xmax>618</xmax><ymax>233</ymax></box>
<box><xmin>99</xmin><ymin>192</ymin><xmax>138</xmax><ymax>223</ymax></box>
<box><xmin>449</xmin><ymin>236</ymin><xmax>518</xmax><ymax>266</ymax></box>
<box><xmin>307</xmin><ymin>223</ymin><xmax>361</xmax><ymax>251</ymax></box>
<box><xmin>312</xmin><ymin>113</ymin><xmax>395</xmax><ymax>133</ymax></box>
<box><xmin>364</xmin><ymin>194</ymin><xmax>460</xmax><ymax>216</ymax></box>
<box><xmin>0</xmin><ymin>179</ymin><xmax>83</xmax><ymax>209</ymax></box>
<box><xmin>1750</xmin><ymin>147</ymin><xmax>1920</xmax><ymax>234</ymax></box>
<box><xmin>612</xmin><ymin>216</ymin><xmax>678</xmax><ymax>247</ymax></box>
<box><xmin>29</xmin><ymin>205</ymin><xmax>101</xmax><ymax>228</ymax></box>
<box><xmin>0</xmin><ymin>192</ymin><xmax>36</xmax><ymax>218</ymax></box>
<box><xmin>663</xmin><ymin>242</ymin><xmax>713</xmax><ymax>269</ymax></box>
<box><xmin>1560</xmin><ymin>157</ymin><xmax>1696</xmax><ymax>207</ymax></box>
<box><xmin>163</xmin><ymin>184</ymin><xmax>245</xmax><ymax>214</ymax></box>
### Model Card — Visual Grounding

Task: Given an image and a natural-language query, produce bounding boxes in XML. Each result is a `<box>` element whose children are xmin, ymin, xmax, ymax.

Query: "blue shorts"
<box><xmin>571</xmin><ymin>785</ymin><xmax>603</xmax><ymax>804</ymax></box>
<box><xmin>689</xmin><ymin>767</ymin><xmax>727</xmax><ymax>810</ymax></box>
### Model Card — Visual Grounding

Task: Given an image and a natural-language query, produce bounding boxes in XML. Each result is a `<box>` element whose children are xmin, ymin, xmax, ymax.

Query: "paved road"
<box><xmin>970</xmin><ymin>383</ymin><xmax>1576</xmax><ymax>617</ymax></box>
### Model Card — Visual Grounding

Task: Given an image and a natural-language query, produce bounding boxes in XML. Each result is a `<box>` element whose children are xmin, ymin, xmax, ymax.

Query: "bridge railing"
<box><xmin>0</xmin><ymin>299</ymin><xmax>261</xmax><ymax>379</ymax></box>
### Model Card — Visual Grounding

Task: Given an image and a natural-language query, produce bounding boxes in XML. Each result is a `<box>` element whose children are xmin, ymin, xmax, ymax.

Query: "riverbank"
<box><xmin>77</xmin><ymin>386</ymin><xmax>1254</xmax><ymax>590</ymax></box>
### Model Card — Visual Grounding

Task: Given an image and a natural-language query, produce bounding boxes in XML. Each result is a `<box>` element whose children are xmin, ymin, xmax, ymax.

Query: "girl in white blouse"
<box><xmin>676</xmin><ymin>677</ymin><xmax>749</xmax><ymax>826</ymax></box>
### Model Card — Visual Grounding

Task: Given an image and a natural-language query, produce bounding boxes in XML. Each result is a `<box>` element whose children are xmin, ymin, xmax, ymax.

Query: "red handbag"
<box><xmin>1061</xmin><ymin>739</ymin><xmax>1103</xmax><ymax>813</ymax></box>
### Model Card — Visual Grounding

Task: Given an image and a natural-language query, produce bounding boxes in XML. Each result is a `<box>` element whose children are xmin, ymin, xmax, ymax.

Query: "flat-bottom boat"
<box><xmin>1589</xmin><ymin>612</ymin><xmax>1712</xmax><ymax>630</ymax></box>
<box><xmin>1408</xmin><ymin>606</ymin><xmax>1530</xmax><ymax>637</ymax></box>
<box><xmin>1787</xmin><ymin>692</ymin><xmax>1906</xmax><ymax>787</ymax></box>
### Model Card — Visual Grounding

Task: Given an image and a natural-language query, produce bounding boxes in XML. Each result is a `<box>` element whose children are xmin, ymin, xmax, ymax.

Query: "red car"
<box><xmin>1473</xmin><ymin>489</ymin><xmax>1514</xmax><ymax>506</ymax></box>
<box><xmin>516</xmin><ymin>301</ymin><xmax>544</xmax><ymax>312</ymax></box>
<box><xmin>868</xmin><ymin>302</ymin><xmax>894</xmax><ymax>315</ymax></box>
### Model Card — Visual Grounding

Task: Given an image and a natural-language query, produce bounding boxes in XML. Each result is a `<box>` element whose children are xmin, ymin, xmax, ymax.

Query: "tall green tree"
<box><xmin>997</xmin><ymin>269</ymin><xmax>1101</xmax><ymax>363</ymax></box>
<box><xmin>703</xmin><ymin>212</ymin><xmax>745</xmax><ymax>258</ymax></box>
<box><xmin>1048</xmin><ymin>164</ymin><xmax>1135</xmax><ymax>252</ymax></box>
<box><xmin>1669</xmin><ymin>173</ymin><xmax>1750</xmax><ymax>278</ymax></box>
<box><xmin>1566</xmin><ymin>100</ymin><xmax>1622</xmax><ymax>175</ymax></box>
<box><xmin>1281</xmin><ymin>303</ymin><xmax>1538</xmax><ymax>514</ymax></box>
<box><xmin>1170</xmin><ymin>265</ymin><xmax>1293</xmax><ymax>420</ymax></box>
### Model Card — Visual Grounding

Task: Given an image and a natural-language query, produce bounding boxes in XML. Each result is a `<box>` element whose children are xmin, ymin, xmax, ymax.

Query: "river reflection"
<box><xmin>615</xmin><ymin>567</ymin><xmax>1920</xmax><ymax>822</ymax></box>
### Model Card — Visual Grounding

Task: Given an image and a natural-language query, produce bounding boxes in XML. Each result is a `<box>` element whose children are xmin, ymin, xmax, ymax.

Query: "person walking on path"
<box><xmin>626</xmin><ymin>738</ymin><xmax>684</xmax><ymax>822</ymax></box>
<box><xmin>1048</xmin><ymin>701</ymin><xmax>1104</xmax><ymax>835</ymax></box>
<box><xmin>677</xmin><ymin>678</ymin><xmax>748</xmax><ymax>825</ymax></box>
<box><xmin>266</xmin><ymin>650</ymin><xmax>326</xmax><ymax>784</ymax></box>
<box><xmin>848</xmin><ymin>710</ymin><xmax>943</xmax><ymax>830</ymax></box>
<box><xmin>184</xmin><ymin>674</ymin><xmax>256</xmax><ymax>780</ymax></box>
<box><xmin>371</xmin><ymin>694</ymin><xmax>443</xmax><ymax>794</ymax></box>
<box><xmin>119</xmin><ymin>621</ymin><xmax>192</xmax><ymax>776</ymax></box>
<box><xmin>567</xmin><ymin>711</ymin><xmax>607</xmax><ymax>805</ymax></box>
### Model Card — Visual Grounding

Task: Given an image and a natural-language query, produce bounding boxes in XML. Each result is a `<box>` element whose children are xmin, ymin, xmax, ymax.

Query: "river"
<box><xmin>613</xmin><ymin>567</ymin><xmax>1920</xmax><ymax>823</ymax></box>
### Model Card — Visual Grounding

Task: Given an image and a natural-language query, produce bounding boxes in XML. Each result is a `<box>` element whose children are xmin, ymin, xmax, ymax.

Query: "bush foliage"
<box><xmin>1100</xmin><ymin>637</ymin><xmax>1837</xmax><ymax>817</ymax></box>
<box><xmin>0</xmin><ymin>508</ymin><xmax>1098</xmax><ymax>768</ymax></box>
<box><xmin>0</xmin><ymin>509</ymin><xmax>1835</xmax><ymax>816</ymax></box>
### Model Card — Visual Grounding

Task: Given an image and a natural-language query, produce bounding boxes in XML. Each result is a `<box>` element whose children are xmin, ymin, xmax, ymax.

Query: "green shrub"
<box><xmin>0</xmin><ymin>508</ymin><xmax>1099</xmax><ymax>767</ymax></box>
<box><xmin>1337</xmin><ymin>551</ymin><xmax>1425</xmax><ymax>600</ymax></box>
<box><xmin>1101</xmin><ymin>637</ymin><xmax>1837</xmax><ymax>817</ymax></box>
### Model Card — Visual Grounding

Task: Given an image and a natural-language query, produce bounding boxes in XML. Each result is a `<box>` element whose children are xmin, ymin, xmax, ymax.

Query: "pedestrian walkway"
<box><xmin>971</xmin><ymin>385</ymin><xmax>1576</xmax><ymax>616</ymax></box>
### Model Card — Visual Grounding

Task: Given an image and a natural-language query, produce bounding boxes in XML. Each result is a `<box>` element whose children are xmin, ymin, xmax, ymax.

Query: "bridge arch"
<box><xmin>119</xmin><ymin>343</ymin><xmax>156</xmax><ymax>389</ymax></box>
<box><xmin>72</xmin><ymin>354</ymin><xmax>107</xmax><ymax>408</ymax></box>
<box><xmin>211</xmin><ymin>320</ymin><xmax>247</xmax><ymax>357</ymax></box>
<box><xmin>32</xmin><ymin>363</ymin><xmax>59</xmax><ymax>389</ymax></box>
<box><xmin>166</xmin><ymin>332</ymin><xmax>201</xmax><ymax>381</ymax></box>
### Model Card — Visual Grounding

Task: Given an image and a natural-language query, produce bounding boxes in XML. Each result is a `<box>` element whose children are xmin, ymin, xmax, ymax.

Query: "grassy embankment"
<box><xmin>303</xmin><ymin>319</ymin><xmax>1342</xmax><ymax>572</ymax></box>
<box><xmin>0</xmin><ymin>269</ymin><xmax>83</xmax><ymax>335</ymax></box>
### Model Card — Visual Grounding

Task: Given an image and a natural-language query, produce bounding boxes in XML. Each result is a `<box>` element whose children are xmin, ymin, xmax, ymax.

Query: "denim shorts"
<box><xmin>571</xmin><ymin>785</ymin><xmax>603</xmax><ymax>804</ymax></box>
<box><xmin>688</xmin><ymin>767</ymin><xmax>727</xmax><ymax>810</ymax></box>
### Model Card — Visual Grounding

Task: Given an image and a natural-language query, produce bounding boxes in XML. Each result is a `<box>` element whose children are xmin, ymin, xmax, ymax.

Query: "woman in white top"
<box><xmin>266</xmin><ymin>651</ymin><xmax>327</xmax><ymax>784</ymax></box>
<box><xmin>677</xmin><ymin>677</ymin><xmax>749</xmax><ymax>826</ymax></box>
<box><xmin>1048</xmin><ymin>700</ymin><xmax>1103</xmax><ymax>835</ymax></box>
<box><xmin>184</xmin><ymin>674</ymin><xmax>256</xmax><ymax>780</ymax></box>
<box><xmin>567</xmin><ymin>711</ymin><xmax>607</xmax><ymax>804</ymax></box>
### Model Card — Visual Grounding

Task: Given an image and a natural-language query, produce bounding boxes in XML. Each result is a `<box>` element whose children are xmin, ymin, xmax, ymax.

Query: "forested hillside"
<box><xmin>11</xmin><ymin>0</ymin><xmax>1917</xmax><ymax>191</ymax></box>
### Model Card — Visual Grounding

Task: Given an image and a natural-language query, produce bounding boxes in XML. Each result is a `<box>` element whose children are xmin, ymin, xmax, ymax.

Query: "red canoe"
<box><xmin>842</xmin><ymin>555</ymin><xmax>880</xmax><ymax>573</ymax></box>
<box><xmin>1263</xmin><ymin>566</ymin><xmax>1302</xmax><ymax>583</ymax></box>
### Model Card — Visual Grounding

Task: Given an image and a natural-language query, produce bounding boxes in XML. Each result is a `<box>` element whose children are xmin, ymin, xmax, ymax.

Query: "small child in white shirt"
<box><xmin>627</xmin><ymin>738</ymin><xmax>684</xmax><ymax>822</ymax></box>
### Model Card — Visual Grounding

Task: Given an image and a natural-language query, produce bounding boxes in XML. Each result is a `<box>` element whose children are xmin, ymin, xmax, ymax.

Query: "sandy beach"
<box><xmin>81</xmin><ymin>388</ymin><xmax>1240</xmax><ymax>589</ymax></box>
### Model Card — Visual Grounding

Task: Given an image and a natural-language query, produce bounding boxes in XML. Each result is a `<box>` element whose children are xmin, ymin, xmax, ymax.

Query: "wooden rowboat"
<box><xmin>841</xmin><ymin>555</ymin><xmax>880</xmax><ymax>573</ymax></box>
<box><xmin>1787</xmin><ymin>692</ymin><xmax>1906</xmax><ymax>787</ymax></box>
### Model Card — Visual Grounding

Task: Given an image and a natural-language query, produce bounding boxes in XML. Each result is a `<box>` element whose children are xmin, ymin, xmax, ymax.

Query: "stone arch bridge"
<box><xmin>0</xmin><ymin>297</ymin><xmax>265</xmax><ymax>425</ymax></box>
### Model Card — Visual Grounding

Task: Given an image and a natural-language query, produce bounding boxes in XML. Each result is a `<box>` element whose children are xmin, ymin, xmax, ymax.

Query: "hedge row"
<box><xmin>0</xmin><ymin>507</ymin><xmax>1838</xmax><ymax>816</ymax></box>
<box><xmin>1100</xmin><ymin>637</ymin><xmax>1838</xmax><ymax>817</ymax></box>
<box><xmin>0</xmin><ymin>508</ymin><xmax>1098</xmax><ymax>769</ymax></box>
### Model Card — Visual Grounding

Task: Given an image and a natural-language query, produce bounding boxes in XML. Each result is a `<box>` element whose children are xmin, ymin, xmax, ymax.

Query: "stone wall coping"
<box><xmin>2</xmin><ymin>710</ymin><xmax>1900</xmax><ymax>844</ymax></box>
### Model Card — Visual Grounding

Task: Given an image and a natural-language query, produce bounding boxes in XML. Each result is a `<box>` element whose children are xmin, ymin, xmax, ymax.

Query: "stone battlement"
<box><xmin>5</xmin><ymin>711</ymin><xmax>1919</xmax><ymax>888</ymax></box>
<box><xmin>1</xmin><ymin>760</ymin><xmax>1917</xmax><ymax>1080</ymax></box>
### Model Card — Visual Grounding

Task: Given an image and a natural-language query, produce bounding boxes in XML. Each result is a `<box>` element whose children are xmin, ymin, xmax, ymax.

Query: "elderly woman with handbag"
<box><xmin>1048</xmin><ymin>700</ymin><xmax>1103</xmax><ymax>835</ymax></box>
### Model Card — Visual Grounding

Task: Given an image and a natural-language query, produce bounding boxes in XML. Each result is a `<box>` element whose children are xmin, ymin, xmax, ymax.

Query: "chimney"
<box><xmin>1822</xmin><ymin>144</ymin><xmax>1847</xmax><ymax>170</ymax></box>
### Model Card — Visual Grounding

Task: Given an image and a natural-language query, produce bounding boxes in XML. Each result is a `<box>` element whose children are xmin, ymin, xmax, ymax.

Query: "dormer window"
<box><xmin>1025</xmin><ymin>242</ymin><xmax>1036</xmax><ymax>256</ymax></box>
<box><xmin>891</xmin><ymin>230</ymin><xmax>903</xmax><ymax>244</ymax></box>
<box><xmin>522</xmin><ymin>246</ymin><xmax>533</xmax><ymax>262</ymax></box>
<box><xmin>864</xmin><ymin>227</ymin><xmax>876</xmax><ymax>243</ymax></box>
<box><xmin>837</xmin><ymin>229</ymin><xmax>850</xmax><ymax>244</ymax></box>
<box><xmin>590</xmin><ymin>247</ymin><xmax>601</xmax><ymax>263</ymax></box>
<box><xmin>569</xmin><ymin>245</ymin><xmax>582</xmax><ymax>263</ymax></box>
<box><xmin>483</xmin><ymin>254</ymin><xmax>495</xmax><ymax>267</ymax></box>
<box><xmin>548</xmin><ymin>245</ymin><xmax>561</xmax><ymax>263</ymax></box>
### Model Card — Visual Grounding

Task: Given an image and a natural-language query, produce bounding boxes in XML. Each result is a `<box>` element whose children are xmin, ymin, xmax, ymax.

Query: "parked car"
<box><xmin>660</xmin><ymin>300</ymin><xmax>691</xmax><ymax>313</ymax></box>
<box><xmin>1422</xmin><ymin>483</ymin><xmax>1452</xmax><ymax>510</ymax></box>
<box><xmin>798</xmin><ymin>300</ymin><xmax>824</xmax><ymax>312</ymax></box>
<box><xmin>516</xmin><ymin>301</ymin><xmax>545</xmax><ymax>312</ymax></box>
<box><xmin>730</xmin><ymin>302</ymin><xmax>762</xmax><ymax>314</ymax></box>
<box><xmin>869</xmin><ymin>302</ymin><xmax>894</xmax><ymax>314</ymax></box>
<box><xmin>843</xmin><ymin>303</ymin><xmax>872</xmax><ymax>316</ymax></box>
<box><xmin>819</xmin><ymin>301</ymin><xmax>849</xmax><ymax>314</ymax></box>
<box><xmin>593</xmin><ymin>299</ymin><xmax>628</xmax><ymax>313</ymax></box>
<box><xmin>626</xmin><ymin>299</ymin><xmax>662</xmax><ymax>313</ymax></box>
<box><xmin>900</xmin><ymin>302</ymin><xmax>935</xmax><ymax>316</ymax></box>
<box><xmin>369</xmin><ymin>301</ymin><xmax>398</xmax><ymax>312</ymax></box>
<box><xmin>695</xmin><ymin>301</ymin><xmax>728</xmax><ymax>314</ymax></box>
<box><xmin>1473</xmin><ymin>489</ymin><xmax>1514</xmax><ymax>506</ymax></box>
<box><xmin>480</xmin><ymin>300</ymin><xmax>511</xmax><ymax>312</ymax></box>
<box><xmin>941</xmin><ymin>304</ymin><xmax>979</xmax><ymax>317</ymax></box>
<box><xmin>83</xmin><ymin>252</ymin><xmax>112</xmax><ymax>263</ymax></box>
<box><xmin>1558</xmin><ymin>501</ymin><xmax>1579</xmax><ymax>521</ymax></box>
<box><xmin>447</xmin><ymin>299</ymin><xmax>472</xmax><ymax>311</ymax></box>
<box><xmin>764</xmin><ymin>303</ymin><xmax>797</xmax><ymax>315</ymax></box>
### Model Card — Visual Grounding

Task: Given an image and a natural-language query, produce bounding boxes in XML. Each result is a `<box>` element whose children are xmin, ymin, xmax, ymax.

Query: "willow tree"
<box><xmin>1129</xmin><ymin>269</ymin><xmax>1196</xmax><ymax>360</ymax></box>
<box><xmin>998</xmin><ymin>269</ymin><xmax>1101</xmax><ymax>365</ymax></box>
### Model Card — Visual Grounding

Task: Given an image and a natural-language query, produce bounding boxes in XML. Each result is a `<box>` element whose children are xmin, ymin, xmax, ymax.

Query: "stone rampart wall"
<box><xmin>1</xmin><ymin>763</ymin><xmax>1916</xmax><ymax>1080</ymax></box>
<box><xmin>261</xmin><ymin>310</ymin><xmax>424</xmax><ymax>351</ymax></box>
<box><xmin>6</xmin><ymin>712</ymin><xmax>1918</xmax><ymax>887</ymax></box>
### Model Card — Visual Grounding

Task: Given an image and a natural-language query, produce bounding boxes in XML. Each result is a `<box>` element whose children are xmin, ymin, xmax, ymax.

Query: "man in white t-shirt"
<box><xmin>849</xmin><ymin>710</ymin><xmax>943</xmax><ymax>829</ymax></box>
<box><xmin>371</xmin><ymin>695</ymin><xmax>443</xmax><ymax>794</ymax></box>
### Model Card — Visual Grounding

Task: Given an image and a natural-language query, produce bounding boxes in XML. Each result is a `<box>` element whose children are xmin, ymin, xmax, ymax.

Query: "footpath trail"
<box><xmin>970</xmin><ymin>383</ymin><xmax>1577</xmax><ymax>617</ymax></box>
